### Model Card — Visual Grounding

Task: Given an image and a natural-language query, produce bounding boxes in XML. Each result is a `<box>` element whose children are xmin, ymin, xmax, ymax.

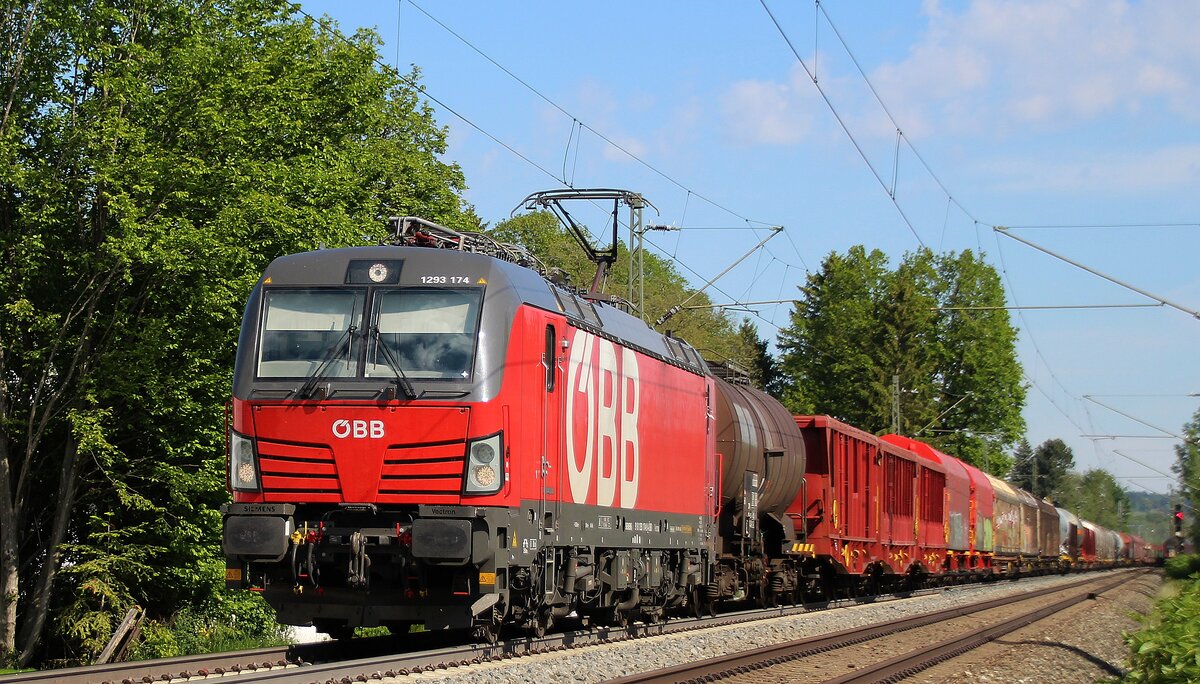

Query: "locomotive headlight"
<box><xmin>229</xmin><ymin>430</ymin><xmax>261</xmax><ymax>493</ymax></box>
<box><xmin>472</xmin><ymin>465</ymin><xmax>498</xmax><ymax>488</ymax></box>
<box><xmin>471</xmin><ymin>442</ymin><xmax>496</xmax><ymax>464</ymax></box>
<box><xmin>463</xmin><ymin>432</ymin><xmax>503</xmax><ymax>495</ymax></box>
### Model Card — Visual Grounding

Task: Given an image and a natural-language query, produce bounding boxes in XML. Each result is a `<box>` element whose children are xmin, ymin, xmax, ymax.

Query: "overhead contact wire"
<box><xmin>760</xmin><ymin>0</ymin><xmax>926</xmax><ymax>248</ymax></box>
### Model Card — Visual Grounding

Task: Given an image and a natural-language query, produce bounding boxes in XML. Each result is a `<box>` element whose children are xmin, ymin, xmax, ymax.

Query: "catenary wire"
<box><xmin>297</xmin><ymin>4</ymin><xmax>804</xmax><ymax>322</ymax></box>
<box><xmin>398</xmin><ymin>0</ymin><xmax>813</xmax><ymax>307</ymax></box>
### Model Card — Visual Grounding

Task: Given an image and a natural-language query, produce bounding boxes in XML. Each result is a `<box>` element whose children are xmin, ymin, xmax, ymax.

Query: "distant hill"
<box><xmin>1127</xmin><ymin>491</ymin><xmax>1175</xmax><ymax>542</ymax></box>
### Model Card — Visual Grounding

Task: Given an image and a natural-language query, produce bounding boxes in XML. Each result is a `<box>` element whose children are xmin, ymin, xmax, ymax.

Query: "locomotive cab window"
<box><xmin>257</xmin><ymin>289</ymin><xmax>365</xmax><ymax>378</ymax></box>
<box><xmin>368</xmin><ymin>288</ymin><xmax>482</xmax><ymax>380</ymax></box>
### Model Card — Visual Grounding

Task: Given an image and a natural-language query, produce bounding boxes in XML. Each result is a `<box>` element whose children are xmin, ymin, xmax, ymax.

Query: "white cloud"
<box><xmin>562</xmin><ymin>78</ymin><xmax>650</xmax><ymax>165</ymax></box>
<box><xmin>873</xmin><ymin>1</ymin><xmax>1200</xmax><ymax>136</ymax></box>
<box><xmin>982</xmin><ymin>143</ymin><xmax>1200</xmax><ymax>192</ymax></box>
<box><xmin>602</xmin><ymin>135</ymin><xmax>648</xmax><ymax>163</ymax></box>
<box><xmin>721</xmin><ymin>63</ymin><xmax>818</xmax><ymax>145</ymax></box>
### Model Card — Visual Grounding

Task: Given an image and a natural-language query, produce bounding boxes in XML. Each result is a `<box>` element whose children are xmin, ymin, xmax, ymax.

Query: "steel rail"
<box><xmin>821</xmin><ymin>570</ymin><xmax>1143</xmax><ymax>684</ymax></box>
<box><xmin>603</xmin><ymin>569</ymin><xmax>1148</xmax><ymax>684</ymax></box>
<box><xmin>0</xmin><ymin>645</ymin><xmax>295</xmax><ymax>684</ymax></box>
<box><xmin>87</xmin><ymin>587</ymin><xmax>943</xmax><ymax>684</ymax></box>
<box><xmin>3</xmin><ymin>571</ymin><xmax>1137</xmax><ymax>684</ymax></box>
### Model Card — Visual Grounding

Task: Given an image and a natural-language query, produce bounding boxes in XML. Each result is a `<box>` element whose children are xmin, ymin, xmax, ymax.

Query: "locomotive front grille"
<box><xmin>379</xmin><ymin>441</ymin><xmax>466</xmax><ymax>502</ymax></box>
<box><xmin>256</xmin><ymin>439</ymin><xmax>341</xmax><ymax>500</ymax></box>
<box><xmin>254</xmin><ymin>438</ymin><xmax>467</xmax><ymax>503</ymax></box>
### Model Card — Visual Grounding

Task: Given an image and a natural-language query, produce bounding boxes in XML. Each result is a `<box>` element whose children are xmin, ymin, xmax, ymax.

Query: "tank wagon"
<box><xmin>221</xmin><ymin>210</ymin><xmax>1138</xmax><ymax>639</ymax></box>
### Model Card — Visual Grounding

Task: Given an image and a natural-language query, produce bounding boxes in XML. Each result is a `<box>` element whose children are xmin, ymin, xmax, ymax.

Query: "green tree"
<box><xmin>735</xmin><ymin>319</ymin><xmax>786</xmax><ymax>397</ymax></box>
<box><xmin>1173</xmin><ymin>407</ymin><xmax>1200</xmax><ymax>548</ymax></box>
<box><xmin>1010</xmin><ymin>438</ymin><xmax>1074</xmax><ymax>500</ymax></box>
<box><xmin>927</xmin><ymin>250</ymin><xmax>1025</xmax><ymax>471</ymax></box>
<box><xmin>777</xmin><ymin>246</ymin><xmax>892</xmax><ymax>424</ymax></box>
<box><xmin>776</xmin><ymin>246</ymin><xmax>1024</xmax><ymax>471</ymax></box>
<box><xmin>1</xmin><ymin>0</ymin><xmax>470</xmax><ymax>666</ymax></box>
<box><xmin>1010</xmin><ymin>439</ymin><xmax>1034</xmax><ymax>487</ymax></box>
<box><xmin>490</xmin><ymin>211</ymin><xmax>750</xmax><ymax>364</ymax></box>
<box><xmin>877</xmin><ymin>249</ymin><xmax>942</xmax><ymax>436</ymax></box>
<box><xmin>1069</xmin><ymin>469</ymin><xmax>1131</xmax><ymax>530</ymax></box>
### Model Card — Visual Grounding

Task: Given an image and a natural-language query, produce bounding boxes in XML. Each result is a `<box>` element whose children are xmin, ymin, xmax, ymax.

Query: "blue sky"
<box><xmin>302</xmin><ymin>1</ymin><xmax>1199</xmax><ymax>497</ymax></box>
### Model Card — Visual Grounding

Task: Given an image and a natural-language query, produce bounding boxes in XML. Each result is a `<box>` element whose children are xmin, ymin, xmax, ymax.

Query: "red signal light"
<box><xmin>1176</xmin><ymin>511</ymin><xmax>1185</xmax><ymax>521</ymax></box>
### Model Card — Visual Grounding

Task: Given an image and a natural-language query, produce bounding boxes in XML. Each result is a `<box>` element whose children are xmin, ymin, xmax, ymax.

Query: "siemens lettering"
<box><xmin>565</xmin><ymin>329</ymin><xmax>641</xmax><ymax>508</ymax></box>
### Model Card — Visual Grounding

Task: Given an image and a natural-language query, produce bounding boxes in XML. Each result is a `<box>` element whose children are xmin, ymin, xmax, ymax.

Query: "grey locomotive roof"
<box><xmin>261</xmin><ymin>245</ymin><xmax>707</xmax><ymax>376</ymax></box>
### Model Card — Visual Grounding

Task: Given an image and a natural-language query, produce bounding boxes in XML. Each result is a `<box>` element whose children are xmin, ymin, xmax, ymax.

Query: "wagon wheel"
<box><xmin>531</xmin><ymin>607</ymin><xmax>552</xmax><ymax>638</ymax></box>
<box><xmin>689</xmin><ymin>587</ymin><xmax>705</xmax><ymax>618</ymax></box>
<box><xmin>475</xmin><ymin>601</ymin><xmax>507</xmax><ymax>645</ymax></box>
<box><xmin>792</xmin><ymin>583</ymin><xmax>807</xmax><ymax>606</ymax></box>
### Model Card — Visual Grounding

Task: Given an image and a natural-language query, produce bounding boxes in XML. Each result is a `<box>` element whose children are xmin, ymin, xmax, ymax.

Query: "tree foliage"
<box><xmin>735</xmin><ymin>319</ymin><xmax>786</xmax><ymax>398</ymax></box>
<box><xmin>777</xmin><ymin>246</ymin><xmax>1025</xmax><ymax>471</ymax></box>
<box><xmin>1122</xmin><ymin>569</ymin><xmax>1200</xmax><ymax>684</ymax></box>
<box><xmin>1009</xmin><ymin>438</ymin><xmax>1075</xmax><ymax>500</ymax></box>
<box><xmin>778</xmin><ymin>246</ymin><xmax>894</xmax><ymax>423</ymax></box>
<box><xmin>1173</xmin><ymin>407</ymin><xmax>1200</xmax><ymax>549</ymax></box>
<box><xmin>1</xmin><ymin>0</ymin><xmax>470</xmax><ymax>666</ymax></box>
<box><xmin>1054</xmin><ymin>469</ymin><xmax>1131</xmax><ymax>530</ymax></box>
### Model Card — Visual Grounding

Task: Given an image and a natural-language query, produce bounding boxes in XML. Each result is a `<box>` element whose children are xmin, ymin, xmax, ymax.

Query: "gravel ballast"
<box><xmin>373</xmin><ymin>570</ymin><xmax>1159</xmax><ymax>684</ymax></box>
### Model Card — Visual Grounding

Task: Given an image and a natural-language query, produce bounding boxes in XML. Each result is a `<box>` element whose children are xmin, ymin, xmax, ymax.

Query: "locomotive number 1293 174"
<box><xmin>420</xmin><ymin>275</ymin><xmax>470</xmax><ymax>284</ymax></box>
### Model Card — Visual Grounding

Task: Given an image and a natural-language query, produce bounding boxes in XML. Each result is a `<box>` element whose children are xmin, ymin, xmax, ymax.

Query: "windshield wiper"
<box><xmin>297</xmin><ymin>325</ymin><xmax>356</xmax><ymax>399</ymax></box>
<box><xmin>371</xmin><ymin>325</ymin><xmax>417</xmax><ymax>400</ymax></box>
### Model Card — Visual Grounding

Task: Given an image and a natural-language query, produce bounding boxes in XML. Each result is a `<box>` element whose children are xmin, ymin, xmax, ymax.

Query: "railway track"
<box><xmin>607</xmin><ymin>568</ymin><xmax>1151</xmax><ymax>684</ymax></box>
<box><xmin>0</xmin><ymin>569</ymin><xmax>1149</xmax><ymax>684</ymax></box>
<box><xmin>0</xmin><ymin>645</ymin><xmax>296</xmax><ymax>684</ymax></box>
<box><xmin>1</xmin><ymin>583</ymin><xmax>947</xmax><ymax>684</ymax></box>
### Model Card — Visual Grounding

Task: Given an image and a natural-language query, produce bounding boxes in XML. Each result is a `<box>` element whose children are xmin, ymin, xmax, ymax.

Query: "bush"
<box><xmin>1163</xmin><ymin>554</ymin><xmax>1200</xmax><ymax>580</ymax></box>
<box><xmin>1120</xmin><ymin>576</ymin><xmax>1200</xmax><ymax>682</ymax></box>
<box><xmin>129</xmin><ymin>592</ymin><xmax>288</xmax><ymax>660</ymax></box>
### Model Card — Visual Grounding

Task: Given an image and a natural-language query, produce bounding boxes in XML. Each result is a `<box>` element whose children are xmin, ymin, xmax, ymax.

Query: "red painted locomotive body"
<box><xmin>222</xmin><ymin>230</ymin><xmax>719</xmax><ymax>638</ymax></box>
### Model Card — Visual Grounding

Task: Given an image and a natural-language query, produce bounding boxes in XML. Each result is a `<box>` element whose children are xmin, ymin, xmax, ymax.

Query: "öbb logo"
<box><xmin>566</xmin><ymin>329</ymin><xmax>641</xmax><ymax>508</ymax></box>
<box><xmin>332</xmin><ymin>419</ymin><xmax>385</xmax><ymax>439</ymax></box>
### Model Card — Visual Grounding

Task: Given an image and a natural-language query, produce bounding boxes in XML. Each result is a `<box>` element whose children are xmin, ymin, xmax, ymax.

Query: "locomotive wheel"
<box><xmin>762</xmin><ymin>580</ymin><xmax>788</xmax><ymax>608</ymax></box>
<box><xmin>690</xmin><ymin>586</ymin><xmax>717</xmax><ymax>617</ymax></box>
